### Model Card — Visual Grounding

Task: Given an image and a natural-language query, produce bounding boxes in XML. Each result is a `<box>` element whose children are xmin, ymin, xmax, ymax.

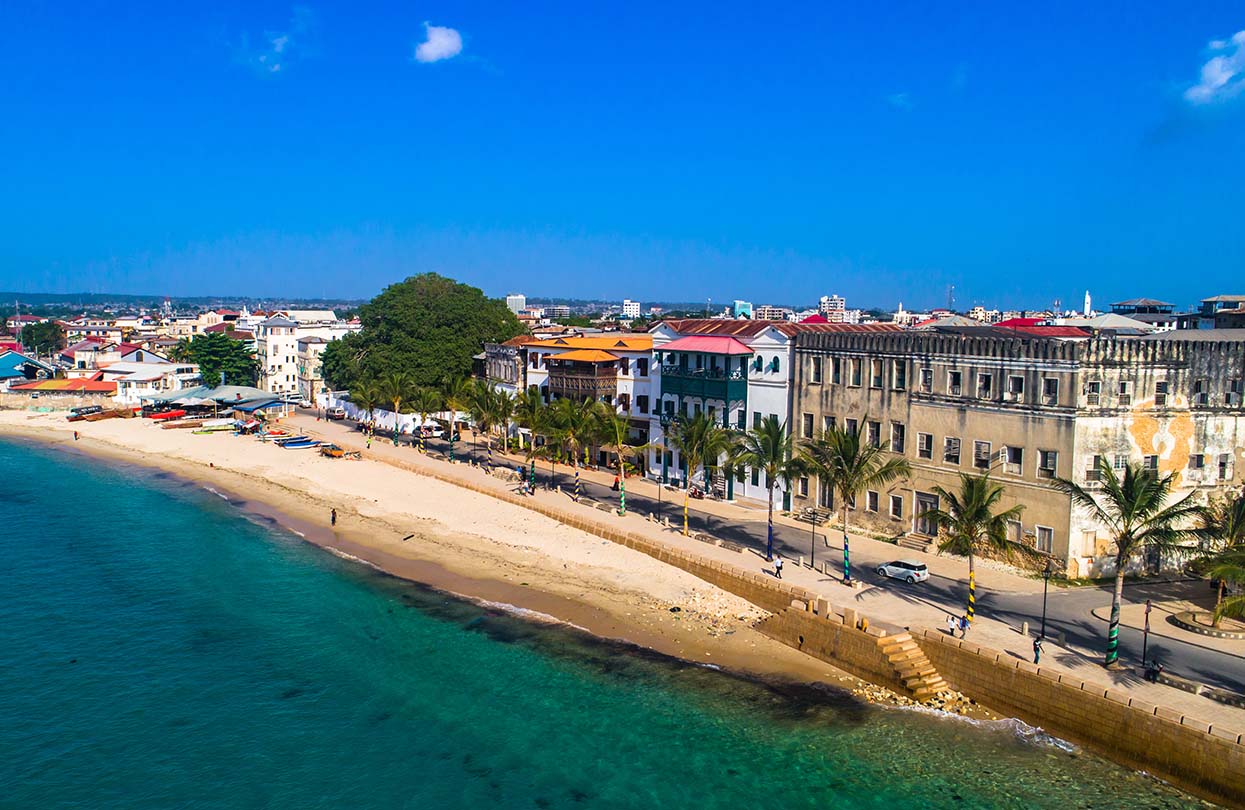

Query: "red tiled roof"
<box><xmin>116</xmin><ymin>342</ymin><xmax>143</xmax><ymax>354</ymax></box>
<box><xmin>800</xmin><ymin>313</ymin><xmax>829</xmax><ymax>323</ymax></box>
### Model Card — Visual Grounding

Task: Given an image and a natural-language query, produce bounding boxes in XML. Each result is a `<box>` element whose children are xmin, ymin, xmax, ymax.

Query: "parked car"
<box><xmin>297</xmin><ymin>399</ymin><xmax>314</xmax><ymax>409</ymax></box>
<box><xmin>326</xmin><ymin>406</ymin><xmax>348</xmax><ymax>420</ymax></box>
<box><xmin>876</xmin><ymin>560</ymin><xmax>930</xmax><ymax>584</ymax></box>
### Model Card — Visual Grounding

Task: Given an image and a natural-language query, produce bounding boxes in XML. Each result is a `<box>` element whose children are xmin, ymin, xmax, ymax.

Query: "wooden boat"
<box><xmin>279</xmin><ymin>438</ymin><xmax>321</xmax><ymax>449</ymax></box>
<box><xmin>149</xmin><ymin>409</ymin><xmax>187</xmax><ymax>421</ymax></box>
<box><xmin>319</xmin><ymin>443</ymin><xmax>345</xmax><ymax>458</ymax></box>
<box><xmin>82</xmin><ymin>410</ymin><xmax>123</xmax><ymax>422</ymax></box>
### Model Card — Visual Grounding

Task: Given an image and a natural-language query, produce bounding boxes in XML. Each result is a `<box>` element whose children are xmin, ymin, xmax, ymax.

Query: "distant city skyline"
<box><xmin>2</xmin><ymin>3</ymin><xmax>1244</xmax><ymax>308</ymax></box>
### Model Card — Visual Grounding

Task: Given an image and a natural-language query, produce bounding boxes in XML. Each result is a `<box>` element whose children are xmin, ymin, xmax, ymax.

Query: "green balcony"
<box><xmin>660</xmin><ymin>364</ymin><xmax>748</xmax><ymax>403</ymax></box>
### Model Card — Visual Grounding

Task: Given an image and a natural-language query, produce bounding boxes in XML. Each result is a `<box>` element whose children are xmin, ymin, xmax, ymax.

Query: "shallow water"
<box><xmin>0</xmin><ymin>439</ymin><xmax>1205</xmax><ymax>808</ymax></box>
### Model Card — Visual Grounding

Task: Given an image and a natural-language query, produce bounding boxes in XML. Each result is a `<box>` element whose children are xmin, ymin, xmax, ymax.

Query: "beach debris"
<box><xmin>669</xmin><ymin>606</ymin><xmax>682</xmax><ymax>613</ymax></box>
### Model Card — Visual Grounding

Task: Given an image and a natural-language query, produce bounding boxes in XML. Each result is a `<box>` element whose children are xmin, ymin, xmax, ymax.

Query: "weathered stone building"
<box><xmin>791</xmin><ymin>328</ymin><xmax>1245</xmax><ymax>576</ymax></box>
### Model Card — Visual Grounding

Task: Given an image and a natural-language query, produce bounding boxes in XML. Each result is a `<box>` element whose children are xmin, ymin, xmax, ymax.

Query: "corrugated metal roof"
<box><xmin>527</xmin><ymin>335</ymin><xmax>652</xmax><ymax>351</ymax></box>
<box><xmin>655</xmin><ymin>318</ymin><xmax>901</xmax><ymax>337</ymax></box>
<box><xmin>659</xmin><ymin>335</ymin><xmax>753</xmax><ymax>355</ymax></box>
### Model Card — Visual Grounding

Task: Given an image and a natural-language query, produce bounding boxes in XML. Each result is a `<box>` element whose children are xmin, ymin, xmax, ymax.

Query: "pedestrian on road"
<box><xmin>946</xmin><ymin>615</ymin><xmax>957</xmax><ymax>636</ymax></box>
<box><xmin>366</xmin><ymin>436</ymin><xmax>372</xmax><ymax>449</ymax></box>
<box><xmin>774</xmin><ymin>557</ymin><xmax>784</xmax><ymax>579</ymax></box>
<box><xmin>1033</xmin><ymin>635</ymin><xmax>1043</xmax><ymax>665</ymax></box>
<box><xmin>959</xmin><ymin>615</ymin><xmax>969</xmax><ymax>639</ymax></box>
<box><xmin>73</xmin><ymin>431</ymin><xmax>79</xmax><ymax>441</ymax></box>
<box><xmin>330</xmin><ymin>508</ymin><xmax>337</xmax><ymax>527</ymax></box>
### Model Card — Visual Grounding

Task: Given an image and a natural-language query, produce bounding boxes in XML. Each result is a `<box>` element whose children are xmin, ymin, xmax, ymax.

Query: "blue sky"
<box><xmin>2</xmin><ymin>2</ymin><xmax>1243</xmax><ymax>310</ymax></box>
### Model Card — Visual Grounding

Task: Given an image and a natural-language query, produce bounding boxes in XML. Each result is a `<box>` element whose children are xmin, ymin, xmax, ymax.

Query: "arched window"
<box><xmin>771</xmin><ymin>356</ymin><xmax>780</xmax><ymax>373</ymax></box>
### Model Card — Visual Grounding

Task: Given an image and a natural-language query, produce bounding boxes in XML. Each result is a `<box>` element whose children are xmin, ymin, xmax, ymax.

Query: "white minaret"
<box><xmin>1083</xmin><ymin>291</ymin><xmax>1091</xmax><ymax>317</ymax></box>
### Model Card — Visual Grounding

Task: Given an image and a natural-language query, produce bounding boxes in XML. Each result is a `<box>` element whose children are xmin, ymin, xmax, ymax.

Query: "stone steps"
<box><xmin>896</xmin><ymin>535</ymin><xmax>933</xmax><ymax>553</ymax></box>
<box><xmin>877</xmin><ymin>632</ymin><xmax>949</xmax><ymax>700</ymax></box>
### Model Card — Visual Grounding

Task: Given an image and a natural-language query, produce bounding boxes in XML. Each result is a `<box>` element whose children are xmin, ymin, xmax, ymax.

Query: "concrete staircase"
<box><xmin>896</xmin><ymin>535</ymin><xmax>933</xmax><ymax>553</ymax></box>
<box><xmin>878</xmin><ymin>632</ymin><xmax>949</xmax><ymax>700</ymax></box>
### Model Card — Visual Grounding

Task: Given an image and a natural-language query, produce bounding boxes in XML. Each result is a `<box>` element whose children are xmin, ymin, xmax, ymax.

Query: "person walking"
<box><xmin>366</xmin><ymin>435</ymin><xmax>372</xmax><ymax>450</ymax></box>
<box><xmin>330</xmin><ymin>508</ymin><xmax>337</xmax><ymax>527</ymax></box>
<box><xmin>946</xmin><ymin>614</ymin><xmax>957</xmax><ymax>636</ymax></box>
<box><xmin>73</xmin><ymin>431</ymin><xmax>79</xmax><ymax>441</ymax></box>
<box><xmin>1032</xmin><ymin>635</ymin><xmax>1043</xmax><ymax>664</ymax></box>
<box><xmin>774</xmin><ymin>556</ymin><xmax>784</xmax><ymax>580</ymax></box>
<box><xmin>959</xmin><ymin>614</ymin><xmax>969</xmax><ymax>639</ymax></box>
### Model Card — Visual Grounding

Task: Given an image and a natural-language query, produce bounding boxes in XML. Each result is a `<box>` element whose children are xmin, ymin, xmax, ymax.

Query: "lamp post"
<box><xmin>1142</xmin><ymin>598</ymin><xmax>1153</xmax><ymax>668</ymax></box>
<box><xmin>1040</xmin><ymin>559</ymin><xmax>1054</xmax><ymax>639</ymax></box>
<box><xmin>810</xmin><ymin>504</ymin><xmax>818</xmax><ymax>568</ymax></box>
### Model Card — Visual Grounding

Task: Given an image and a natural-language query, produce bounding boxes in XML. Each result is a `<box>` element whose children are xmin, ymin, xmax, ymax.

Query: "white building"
<box><xmin>255</xmin><ymin>315</ymin><xmax>361</xmax><ymax>396</ymax></box>
<box><xmin>754</xmin><ymin>305</ymin><xmax>793</xmax><ymax>321</ymax></box>
<box><xmin>506</xmin><ymin>294</ymin><xmax>527</xmax><ymax>314</ymax></box>
<box><xmin>819</xmin><ymin>295</ymin><xmax>846</xmax><ymax>322</ymax></box>
<box><xmin>621</xmin><ymin>299</ymin><xmax>641</xmax><ymax>319</ymax></box>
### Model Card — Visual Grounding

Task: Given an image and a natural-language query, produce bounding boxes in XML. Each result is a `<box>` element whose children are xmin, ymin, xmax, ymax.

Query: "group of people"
<box><xmin>945</xmin><ymin>613</ymin><xmax>970</xmax><ymax>639</ymax></box>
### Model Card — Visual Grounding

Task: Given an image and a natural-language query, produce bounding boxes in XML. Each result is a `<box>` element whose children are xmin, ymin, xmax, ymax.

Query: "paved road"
<box><xmin>340</xmin><ymin>415</ymin><xmax>1245</xmax><ymax>693</ymax></box>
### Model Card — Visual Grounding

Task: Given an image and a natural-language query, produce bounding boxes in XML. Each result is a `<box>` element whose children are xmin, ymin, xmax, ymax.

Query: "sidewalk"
<box><xmin>287</xmin><ymin>414</ymin><xmax>1245</xmax><ymax>735</ymax></box>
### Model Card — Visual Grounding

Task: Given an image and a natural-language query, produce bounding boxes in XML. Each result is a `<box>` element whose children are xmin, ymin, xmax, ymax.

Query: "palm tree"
<box><xmin>169</xmin><ymin>337</ymin><xmax>193</xmax><ymax>363</ymax></box>
<box><xmin>1195</xmin><ymin>494</ymin><xmax>1245</xmax><ymax>628</ymax></box>
<box><xmin>732</xmin><ymin>415</ymin><xmax>805</xmax><ymax>560</ymax></box>
<box><xmin>551</xmin><ymin>397</ymin><xmax>601</xmax><ymax>470</ymax></box>
<box><xmin>1204</xmin><ymin>548</ymin><xmax>1245</xmax><ymax>625</ymax></box>
<box><xmin>469</xmin><ymin>380</ymin><xmax>498</xmax><ymax>461</ymax></box>
<box><xmin>491</xmin><ymin>386</ymin><xmax>515</xmax><ymax>459</ymax></box>
<box><xmin>596</xmin><ymin>408</ymin><xmax>655</xmax><ymax>515</ymax></box>
<box><xmin>513</xmin><ymin>386</ymin><xmax>548</xmax><ymax>490</ymax></box>
<box><xmin>350</xmin><ymin>382</ymin><xmax>381</xmax><ymax>427</ymax></box>
<box><xmin>667</xmin><ymin>413</ymin><xmax>736</xmax><ymax>536</ymax></box>
<box><xmin>802</xmin><ymin>419</ymin><xmax>910</xmax><ymax>583</ymax></box>
<box><xmin>441</xmin><ymin>378</ymin><xmax>474</xmax><ymax>462</ymax></box>
<box><xmin>918</xmin><ymin>472</ymin><xmax>1025</xmax><ymax>629</ymax></box>
<box><xmin>410</xmin><ymin>386</ymin><xmax>442</xmax><ymax>452</ymax></box>
<box><xmin>1054</xmin><ymin>458</ymin><xmax>1202</xmax><ymax>668</ymax></box>
<box><xmin>379</xmin><ymin>371</ymin><xmax>414</xmax><ymax>445</ymax></box>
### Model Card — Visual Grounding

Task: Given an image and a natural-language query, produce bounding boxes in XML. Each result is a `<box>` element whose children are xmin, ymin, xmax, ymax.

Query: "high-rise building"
<box><xmin>505</xmin><ymin>294</ymin><xmax>527</xmax><ymax>314</ymax></box>
<box><xmin>622</xmin><ymin>299</ymin><xmax>642</xmax><ymax>319</ymax></box>
<box><xmin>819</xmin><ymin>295</ymin><xmax>846</xmax><ymax>323</ymax></box>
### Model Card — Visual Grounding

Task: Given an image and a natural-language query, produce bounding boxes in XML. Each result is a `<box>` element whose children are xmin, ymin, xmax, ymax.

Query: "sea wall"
<box><xmin>913</xmin><ymin>628</ymin><xmax>1245</xmax><ymax>807</ymax></box>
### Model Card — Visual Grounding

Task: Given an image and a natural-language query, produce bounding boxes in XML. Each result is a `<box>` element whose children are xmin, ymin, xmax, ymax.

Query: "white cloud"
<box><xmin>414</xmin><ymin>22</ymin><xmax>463</xmax><ymax>63</ymax></box>
<box><xmin>1184</xmin><ymin>30</ymin><xmax>1245</xmax><ymax>105</ymax></box>
<box><xmin>242</xmin><ymin>7</ymin><xmax>315</xmax><ymax>75</ymax></box>
<box><xmin>886</xmin><ymin>92</ymin><xmax>914</xmax><ymax>110</ymax></box>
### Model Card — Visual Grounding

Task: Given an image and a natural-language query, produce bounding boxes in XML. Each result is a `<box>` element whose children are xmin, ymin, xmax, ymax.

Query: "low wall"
<box><xmin>914</xmin><ymin>628</ymin><xmax>1245</xmax><ymax>807</ymax></box>
<box><xmin>757</xmin><ymin>608</ymin><xmax>906</xmax><ymax>692</ymax></box>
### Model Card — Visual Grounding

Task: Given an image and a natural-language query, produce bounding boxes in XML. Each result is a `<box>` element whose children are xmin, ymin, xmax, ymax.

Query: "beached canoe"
<box><xmin>149</xmin><ymin>410</ymin><xmax>187</xmax><ymax>421</ymax></box>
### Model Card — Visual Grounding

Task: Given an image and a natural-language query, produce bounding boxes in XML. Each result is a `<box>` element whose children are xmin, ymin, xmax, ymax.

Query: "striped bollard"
<box><xmin>843</xmin><ymin>533</ymin><xmax>851</xmax><ymax>583</ymax></box>
<box><xmin>574</xmin><ymin>470</ymin><xmax>581</xmax><ymax>501</ymax></box>
<box><xmin>967</xmin><ymin>569</ymin><xmax>976</xmax><ymax>626</ymax></box>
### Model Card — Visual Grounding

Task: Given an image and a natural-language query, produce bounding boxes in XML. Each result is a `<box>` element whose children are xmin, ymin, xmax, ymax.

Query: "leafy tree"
<box><xmin>513</xmin><ymin>386</ymin><xmax>549</xmax><ymax>489</ymax></box>
<box><xmin>469</xmin><ymin>380</ymin><xmax>513</xmax><ymax>462</ymax></box>
<box><xmin>918</xmin><ymin>473</ymin><xmax>1025</xmax><ymax>628</ymax></box>
<box><xmin>732</xmin><ymin>415</ymin><xmax>805</xmax><ymax>560</ymax></box>
<box><xmin>19</xmin><ymin>321</ymin><xmax>66</xmax><ymax>356</ymax></box>
<box><xmin>801</xmin><ymin>419</ymin><xmax>910</xmax><ymax>583</ymax></box>
<box><xmin>320</xmin><ymin>273</ymin><xmax>524</xmax><ymax>391</ymax></box>
<box><xmin>667</xmin><ymin>413</ymin><xmax>736</xmax><ymax>536</ymax></box>
<box><xmin>441</xmin><ymin>377</ymin><xmax>475</xmax><ymax>461</ymax></box>
<box><xmin>186</xmin><ymin>332</ymin><xmax>258</xmax><ymax>387</ymax></box>
<box><xmin>1054</xmin><ymin>459</ymin><xmax>1201</xmax><ymax>668</ymax></box>
<box><xmin>1195</xmin><ymin>494</ymin><xmax>1245</xmax><ymax>628</ymax></box>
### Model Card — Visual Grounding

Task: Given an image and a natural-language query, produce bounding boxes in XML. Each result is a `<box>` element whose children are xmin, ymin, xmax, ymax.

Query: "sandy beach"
<box><xmin>0</xmin><ymin>408</ymin><xmax>860</xmax><ymax>688</ymax></box>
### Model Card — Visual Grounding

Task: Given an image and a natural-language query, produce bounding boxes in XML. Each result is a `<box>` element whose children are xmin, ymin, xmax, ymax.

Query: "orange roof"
<box><xmin>527</xmin><ymin>335</ymin><xmax>652</xmax><ymax>351</ymax></box>
<box><xmin>550</xmin><ymin>349</ymin><xmax>619</xmax><ymax>363</ymax></box>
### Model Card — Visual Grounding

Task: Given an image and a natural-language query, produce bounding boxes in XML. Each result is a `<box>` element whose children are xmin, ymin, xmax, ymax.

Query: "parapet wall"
<box><xmin>913</xmin><ymin>628</ymin><xmax>1245</xmax><ymax>807</ymax></box>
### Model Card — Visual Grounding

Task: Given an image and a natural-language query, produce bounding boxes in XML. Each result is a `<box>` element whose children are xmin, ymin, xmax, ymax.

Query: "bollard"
<box><xmin>843</xmin><ymin>607</ymin><xmax>857</xmax><ymax>628</ymax></box>
<box><xmin>799</xmin><ymin>555</ymin><xmax>805</xmax><ymax>568</ymax></box>
<box><xmin>1021</xmin><ymin>621</ymin><xmax>1029</xmax><ymax>637</ymax></box>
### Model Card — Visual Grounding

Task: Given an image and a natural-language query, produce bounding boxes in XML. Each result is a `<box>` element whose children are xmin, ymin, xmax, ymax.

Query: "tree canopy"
<box><xmin>186</xmin><ymin>332</ymin><xmax>258</xmax><ymax>387</ymax></box>
<box><xmin>321</xmin><ymin>273</ymin><xmax>524</xmax><ymax>391</ymax></box>
<box><xmin>20</xmin><ymin>321</ymin><xmax>66</xmax><ymax>356</ymax></box>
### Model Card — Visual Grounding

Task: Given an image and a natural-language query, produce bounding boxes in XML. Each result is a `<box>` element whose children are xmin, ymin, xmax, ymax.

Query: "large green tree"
<box><xmin>187</xmin><ymin>332</ymin><xmax>258</xmax><ymax>387</ymax></box>
<box><xmin>321</xmin><ymin>273</ymin><xmax>524</xmax><ymax>391</ymax></box>
<box><xmin>20</xmin><ymin>321</ymin><xmax>66</xmax><ymax>356</ymax></box>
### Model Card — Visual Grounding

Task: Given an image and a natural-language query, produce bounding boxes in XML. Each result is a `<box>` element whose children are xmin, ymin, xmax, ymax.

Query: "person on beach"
<box><xmin>331</xmin><ymin>508</ymin><xmax>337</xmax><ymax>527</ymax></box>
<box><xmin>1032</xmin><ymin>635</ymin><xmax>1043</xmax><ymax>664</ymax></box>
<box><xmin>774</xmin><ymin>557</ymin><xmax>784</xmax><ymax>579</ymax></box>
<box><xmin>73</xmin><ymin>431</ymin><xmax>79</xmax><ymax>441</ymax></box>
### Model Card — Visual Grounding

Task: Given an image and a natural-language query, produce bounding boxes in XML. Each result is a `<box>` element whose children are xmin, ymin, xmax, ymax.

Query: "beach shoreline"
<box><xmin>1</xmin><ymin>409</ymin><xmax>861</xmax><ymax>690</ymax></box>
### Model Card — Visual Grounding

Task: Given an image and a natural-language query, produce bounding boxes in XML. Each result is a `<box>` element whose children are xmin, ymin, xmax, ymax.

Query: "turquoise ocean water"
<box><xmin>0</xmin><ymin>439</ymin><xmax>1202</xmax><ymax>809</ymax></box>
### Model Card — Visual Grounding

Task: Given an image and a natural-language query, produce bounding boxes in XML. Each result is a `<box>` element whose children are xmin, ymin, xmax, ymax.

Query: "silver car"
<box><xmin>876</xmin><ymin>560</ymin><xmax>930</xmax><ymax>584</ymax></box>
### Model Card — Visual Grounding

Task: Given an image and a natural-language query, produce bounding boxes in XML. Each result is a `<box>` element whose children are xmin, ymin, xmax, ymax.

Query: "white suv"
<box><xmin>876</xmin><ymin>560</ymin><xmax>930</xmax><ymax>584</ymax></box>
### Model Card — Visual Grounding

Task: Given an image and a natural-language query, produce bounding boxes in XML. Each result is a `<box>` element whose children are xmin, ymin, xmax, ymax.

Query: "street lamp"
<box><xmin>1040</xmin><ymin>558</ymin><xmax>1055</xmax><ymax>639</ymax></box>
<box><xmin>810</xmin><ymin>502</ymin><xmax>818</xmax><ymax>569</ymax></box>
